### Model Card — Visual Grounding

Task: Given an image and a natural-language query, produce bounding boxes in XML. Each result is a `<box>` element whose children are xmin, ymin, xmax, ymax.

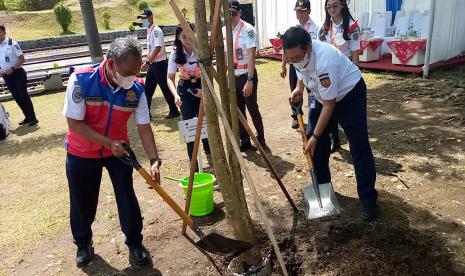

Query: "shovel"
<box><xmin>118</xmin><ymin>143</ymin><xmax>252</xmax><ymax>257</ymax></box>
<box><xmin>296</xmin><ymin>112</ymin><xmax>342</xmax><ymax>220</ymax></box>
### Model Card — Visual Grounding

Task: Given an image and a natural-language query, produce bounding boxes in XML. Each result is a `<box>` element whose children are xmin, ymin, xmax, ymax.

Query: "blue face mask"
<box><xmin>142</xmin><ymin>19</ymin><xmax>150</xmax><ymax>27</ymax></box>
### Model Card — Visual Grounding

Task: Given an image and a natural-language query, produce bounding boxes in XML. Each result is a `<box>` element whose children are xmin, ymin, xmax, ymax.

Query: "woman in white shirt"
<box><xmin>167</xmin><ymin>24</ymin><xmax>210</xmax><ymax>165</ymax></box>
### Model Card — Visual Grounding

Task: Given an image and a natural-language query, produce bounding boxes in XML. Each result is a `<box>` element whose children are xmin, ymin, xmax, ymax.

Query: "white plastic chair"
<box><xmin>411</xmin><ymin>12</ymin><xmax>423</xmax><ymax>35</ymax></box>
<box><xmin>385</xmin><ymin>11</ymin><xmax>393</xmax><ymax>28</ymax></box>
<box><xmin>393</xmin><ymin>10</ymin><xmax>405</xmax><ymax>27</ymax></box>
<box><xmin>370</xmin><ymin>12</ymin><xmax>387</xmax><ymax>37</ymax></box>
<box><xmin>395</xmin><ymin>15</ymin><xmax>409</xmax><ymax>37</ymax></box>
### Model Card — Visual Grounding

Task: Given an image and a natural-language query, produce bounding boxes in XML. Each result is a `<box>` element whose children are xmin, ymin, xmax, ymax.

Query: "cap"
<box><xmin>229</xmin><ymin>0</ymin><xmax>240</xmax><ymax>12</ymax></box>
<box><xmin>140</xmin><ymin>8</ymin><xmax>153</xmax><ymax>17</ymax></box>
<box><xmin>294</xmin><ymin>0</ymin><xmax>311</xmax><ymax>11</ymax></box>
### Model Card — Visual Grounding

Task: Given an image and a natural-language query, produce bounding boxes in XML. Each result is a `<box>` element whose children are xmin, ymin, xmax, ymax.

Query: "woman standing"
<box><xmin>167</xmin><ymin>24</ymin><xmax>210</xmax><ymax>165</ymax></box>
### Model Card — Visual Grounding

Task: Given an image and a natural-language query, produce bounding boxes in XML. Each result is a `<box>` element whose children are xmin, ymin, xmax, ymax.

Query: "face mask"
<box><xmin>112</xmin><ymin>67</ymin><xmax>135</xmax><ymax>90</ymax></box>
<box><xmin>142</xmin><ymin>19</ymin><xmax>150</xmax><ymax>27</ymax></box>
<box><xmin>291</xmin><ymin>52</ymin><xmax>310</xmax><ymax>71</ymax></box>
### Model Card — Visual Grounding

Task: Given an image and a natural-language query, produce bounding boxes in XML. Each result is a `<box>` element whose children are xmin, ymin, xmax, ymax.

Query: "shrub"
<box><xmin>18</xmin><ymin>0</ymin><xmax>60</xmax><ymax>11</ymax></box>
<box><xmin>102</xmin><ymin>11</ymin><xmax>111</xmax><ymax>30</ymax></box>
<box><xmin>128</xmin><ymin>24</ymin><xmax>136</xmax><ymax>32</ymax></box>
<box><xmin>53</xmin><ymin>2</ymin><xmax>72</xmax><ymax>34</ymax></box>
<box><xmin>126</xmin><ymin>0</ymin><xmax>138</xmax><ymax>6</ymax></box>
<box><xmin>0</xmin><ymin>0</ymin><xmax>6</xmax><ymax>11</ymax></box>
<box><xmin>138</xmin><ymin>0</ymin><xmax>149</xmax><ymax>11</ymax></box>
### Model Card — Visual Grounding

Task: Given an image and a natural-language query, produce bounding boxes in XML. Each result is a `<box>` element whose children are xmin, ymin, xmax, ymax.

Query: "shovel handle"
<box><xmin>138</xmin><ymin>168</ymin><xmax>195</xmax><ymax>228</ymax></box>
<box><xmin>297</xmin><ymin>114</ymin><xmax>315</xmax><ymax>170</ymax></box>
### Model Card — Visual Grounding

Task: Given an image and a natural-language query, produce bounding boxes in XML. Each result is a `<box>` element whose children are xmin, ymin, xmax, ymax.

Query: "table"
<box><xmin>359</xmin><ymin>38</ymin><xmax>384</xmax><ymax>62</ymax></box>
<box><xmin>387</xmin><ymin>39</ymin><xmax>427</xmax><ymax>66</ymax></box>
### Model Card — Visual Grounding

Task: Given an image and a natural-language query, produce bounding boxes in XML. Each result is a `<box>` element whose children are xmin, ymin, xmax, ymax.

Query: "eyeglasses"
<box><xmin>325</xmin><ymin>3</ymin><xmax>341</xmax><ymax>10</ymax></box>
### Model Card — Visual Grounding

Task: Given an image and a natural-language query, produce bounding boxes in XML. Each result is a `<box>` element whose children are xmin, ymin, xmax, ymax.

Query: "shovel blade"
<box><xmin>195</xmin><ymin>233</ymin><xmax>253</xmax><ymax>257</ymax></box>
<box><xmin>302</xmin><ymin>182</ymin><xmax>342</xmax><ymax>220</ymax></box>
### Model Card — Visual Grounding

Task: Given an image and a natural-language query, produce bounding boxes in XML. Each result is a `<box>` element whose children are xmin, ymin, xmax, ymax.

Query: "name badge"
<box><xmin>236</xmin><ymin>48</ymin><xmax>243</xmax><ymax>60</ymax></box>
<box><xmin>5</xmin><ymin>56</ymin><xmax>10</xmax><ymax>63</ymax></box>
<box><xmin>309</xmin><ymin>93</ymin><xmax>316</xmax><ymax>109</ymax></box>
<box><xmin>85</xmin><ymin>96</ymin><xmax>103</xmax><ymax>102</ymax></box>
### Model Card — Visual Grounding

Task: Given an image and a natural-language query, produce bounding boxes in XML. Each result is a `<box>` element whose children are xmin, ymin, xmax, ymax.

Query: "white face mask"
<box><xmin>142</xmin><ymin>19</ymin><xmax>150</xmax><ymax>28</ymax></box>
<box><xmin>113</xmin><ymin>69</ymin><xmax>135</xmax><ymax>90</ymax></box>
<box><xmin>290</xmin><ymin>52</ymin><xmax>310</xmax><ymax>71</ymax></box>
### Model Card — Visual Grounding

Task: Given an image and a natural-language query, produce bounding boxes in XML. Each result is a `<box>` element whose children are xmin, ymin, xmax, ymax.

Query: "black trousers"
<box><xmin>289</xmin><ymin>64</ymin><xmax>339</xmax><ymax>141</ymax></box>
<box><xmin>145</xmin><ymin>60</ymin><xmax>178</xmax><ymax>116</ymax></box>
<box><xmin>236</xmin><ymin>70</ymin><xmax>265</xmax><ymax>143</ymax></box>
<box><xmin>3</xmin><ymin>68</ymin><xmax>36</xmax><ymax>121</ymax></box>
<box><xmin>66</xmin><ymin>154</ymin><xmax>143</xmax><ymax>248</ymax></box>
<box><xmin>177</xmin><ymin>80</ymin><xmax>210</xmax><ymax>163</ymax></box>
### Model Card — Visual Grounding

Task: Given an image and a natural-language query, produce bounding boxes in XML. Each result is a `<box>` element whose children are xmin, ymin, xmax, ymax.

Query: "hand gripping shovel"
<box><xmin>118</xmin><ymin>143</ymin><xmax>252</xmax><ymax>257</ymax></box>
<box><xmin>296</xmin><ymin>112</ymin><xmax>342</xmax><ymax>220</ymax></box>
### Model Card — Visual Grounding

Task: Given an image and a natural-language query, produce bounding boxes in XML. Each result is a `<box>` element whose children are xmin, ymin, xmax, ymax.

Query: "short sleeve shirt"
<box><xmin>62</xmin><ymin>73</ymin><xmax>150</xmax><ymax>124</ymax></box>
<box><xmin>0</xmin><ymin>38</ymin><xmax>23</xmax><ymax>71</ymax></box>
<box><xmin>300</xmin><ymin>17</ymin><xmax>319</xmax><ymax>40</ymax></box>
<box><xmin>167</xmin><ymin>47</ymin><xmax>198</xmax><ymax>74</ymax></box>
<box><xmin>321</xmin><ymin>19</ymin><xmax>360</xmax><ymax>57</ymax></box>
<box><xmin>295</xmin><ymin>40</ymin><xmax>361</xmax><ymax>103</ymax></box>
<box><xmin>222</xmin><ymin>20</ymin><xmax>257</xmax><ymax>76</ymax></box>
<box><xmin>147</xmin><ymin>24</ymin><xmax>167</xmax><ymax>62</ymax></box>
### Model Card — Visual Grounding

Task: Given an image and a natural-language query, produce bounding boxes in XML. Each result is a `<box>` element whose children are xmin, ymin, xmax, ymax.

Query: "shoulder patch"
<box><xmin>319</xmin><ymin>74</ymin><xmax>331</xmax><ymax>88</ymax></box>
<box><xmin>74</xmin><ymin>66</ymin><xmax>94</xmax><ymax>75</ymax></box>
<box><xmin>72</xmin><ymin>85</ymin><xmax>83</xmax><ymax>103</ymax></box>
<box><xmin>153</xmin><ymin>30</ymin><xmax>160</xmax><ymax>38</ymax></box>
<box><xmin>348</xmin><ymin>20</ymin><xmax>360</xmax><ymax>33</ymax></box>
<box><xmin>352</xmin><ymin>31</ymin><xmax>360</xmax><ymax>41</ymax></box>
<box><xmin>247</xmin><ymin>29</ymin><xmax>255</xmax><ymax>39</ymax></box>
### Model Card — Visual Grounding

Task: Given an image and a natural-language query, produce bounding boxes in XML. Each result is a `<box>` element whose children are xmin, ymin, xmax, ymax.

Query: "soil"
<box><xmin>3</xmin><ymin>61</ymin><xmax>465</xmax><ymax>275</ymax></box>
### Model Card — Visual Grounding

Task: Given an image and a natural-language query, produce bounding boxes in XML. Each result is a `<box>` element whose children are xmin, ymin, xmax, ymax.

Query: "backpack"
<box><xmin>0</xmin><ymin>103</ymin><xmax>11</xmax><ymax>140</ymax></box>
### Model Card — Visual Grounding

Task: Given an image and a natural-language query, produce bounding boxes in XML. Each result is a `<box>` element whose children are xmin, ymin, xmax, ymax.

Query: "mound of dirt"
<box><xmin>313</xmin><ymin>222</ymin><xmax>458</xmax><ymax>276</ymax></box>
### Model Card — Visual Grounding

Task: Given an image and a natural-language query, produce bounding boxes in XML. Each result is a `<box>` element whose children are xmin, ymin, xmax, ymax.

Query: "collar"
<box><xmin>304</xmin><ymin>17</ymin><xmax>313</xmax><ymax>26</ymax></box>
<box><xmin>183</xmin><ymin>47</ymin><xmax>195</xmax><ymax>58</ymax></box>
<box><xmin>233</xmin><ymin>19</ymin><xmax>243</xmax><ymax>31</ymax></box>
<box><xmin>330</xmin><ymin>17</ymin><xmax>343</xmax><ymax>27</ymax></box>
<box><xmin>0</xmin><ymin>38</ymin><xmax>8</xmax><ymax>45</ymax></box>
<box><xmin>308</xmin><ymin>46</ymin><xmax>316</xmax><ymax>71</ymax></box>
<box><xmin>99</xmin><ymin>60</ymin><xmax>120</xmax><ymax>92</ymax></box>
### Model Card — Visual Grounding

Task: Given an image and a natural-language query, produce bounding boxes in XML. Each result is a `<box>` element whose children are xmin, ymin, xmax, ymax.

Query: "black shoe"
<box><xmin>129</xmin><ymin>244</ymin><xmax>151</xmax><ymax>265</ymax></box>
<box><xmin>19</xmin><ymin>118</ymin><xmax>29</xmax><ymax>125</ymax></box>
<box><xmin>28</xmin><ymin>118</ymin><xmax>39</xmax><ymax>126</ymax></box>
<box><xmin>76</xmin><ymin>241</ymin><xmax>94</xmax><ymax>268</ymax></box>
<box><xmin>361</xmin><ymin>205</ymin><xmax>378</xmax><ymax>222</ymax></box>
<box><xmin>165</xmin><ymin>111</ymin><xmax>180</xmax><ymax>119</ymax></box>
<box><xmin>240</xmin><ymin>141</ymin><xmax>255</xmax><ymax>152</ymax></box>
<box><xmin>291</xmin><ymin>119</ymin><xmax>299</xmax><ymax>129</ymax></box>
<box><xmin>330</xmin><ymin>135</ymin><xmax>341</xmax><ymax>153</ymax></box>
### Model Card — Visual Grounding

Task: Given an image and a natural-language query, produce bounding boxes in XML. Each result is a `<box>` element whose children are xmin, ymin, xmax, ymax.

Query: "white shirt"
<box><xmin>321</xmin><ymin>18</ymin><xmax>360</xmax><ymax>57</ymax></box>
<box><xmin>147</xmin><ymin>24</ymin><xmax>167</xmax><ymax>62</ymax></box>
<box><xmin>296</xmin><ymin>40</ymin><xmax>361</xmax><ymax>103</ymax></box>
<box><xmin>300</xmin><ymin>17</ymin><xmax>319</xmax><ymax>40</ymax></box>
<box><xmin>62</xmin><ymin>73</ymin><xmax>150</xmax><ymax>124</ymax></box>
<box><xmin>222</xmin><ymin>20</ymin><xmax>257</xmax><ymax>76</ymax></box>
<box><xmin>0</xmin><ymin>38</ymin><xmax>23</xmax><ymax>71</ymax></box>
<box><xmin>167</xmin><ymin>47</ymin><xmax>198</xmax><ymax>74</ymax></box>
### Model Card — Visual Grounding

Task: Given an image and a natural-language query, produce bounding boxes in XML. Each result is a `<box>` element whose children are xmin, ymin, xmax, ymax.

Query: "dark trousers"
<box><xmin>177</xmin><ymin>81</ymin><xmax>210</xmax><ymax>162</ymax></box>
<box><xmin>236</xmin><ymin>70</ymin><xmax>265</xmax><ymax>143</ymax></box>
<box><xmin>145</xmin><ymin>60</ymin><xmax>178</xmax><ymax>116</ymax></box>
<box><xmin>306</xmin><ymin>78</ymin><xmax>378</xmax><ymax>207</ymax></box>
<box><xmin>3</xmin><ymin>68</ymin><xmax>36</xmax><ymax>121</ymax></box>
<box><xmin>66</xmin><ymin>153</ymin><xmax>143</xmax><ymax>248</ymax></box>
<box><xmin>290</xmin><ymin>65</ymin><xmax>339</xmax><ymax>141</ymax></box>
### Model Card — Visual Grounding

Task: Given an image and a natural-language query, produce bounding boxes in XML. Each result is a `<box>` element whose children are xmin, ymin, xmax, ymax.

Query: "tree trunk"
<box><xmin>79</xmin><ymin>0</ymin><xmax>103</xmax><ymax>63</ymax></box>
<box><xmin>195</xmin><ymin>0</ymin><xmax>261</xmax><ymax>265</ymax></box>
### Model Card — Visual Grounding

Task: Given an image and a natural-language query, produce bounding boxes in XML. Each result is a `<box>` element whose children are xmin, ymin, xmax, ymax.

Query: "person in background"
<box><xmin>167</xmin><ymin>23</ymin><xmax>210</xmax><ymax>165</ymax></box>
<box><xmin>283</xmin><ymin>26</ymin><xmax>378</xmax><ymax>221</ymax></box>
<box><xmin>280</xmin><ymin>0</ymin><xmax>318</xmax><ymax>130</ymax></box>
<box><xmin>63</xmin><ymin>37</ymin><xmax>161</xmax><ymax>267</ymax></box>
<box><xmin>0</xmin><ymin>25</ymin><xmax>38</xmax><ymax>126</ymax></box>
<box><xmin>223</xmin><ymin>0</ymin><xmax>266</xmax><ymax>152</ymax></box>
<box><xmin>318</xmin><ymin>0</ymin><xmax>360</xmax><ymax>152</ymax></box>
<box><xmin>139</xmin><ymin>8</ymin><xmax>180</xmax><ymax>119</ymax></box>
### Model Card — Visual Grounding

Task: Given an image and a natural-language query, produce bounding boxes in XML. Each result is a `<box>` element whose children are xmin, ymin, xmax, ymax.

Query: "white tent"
<box><xmin>253</xmin><ymin>0</ymin><xmax>465</xmax><ymax>77</ymax></box>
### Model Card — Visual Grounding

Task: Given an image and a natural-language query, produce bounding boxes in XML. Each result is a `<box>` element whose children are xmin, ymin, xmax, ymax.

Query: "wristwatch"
<box><xmin>247</xmin><ymin>76</ymin><xmax>254</xmax><ymax>81</ymax></box>
<box><xmin>150</xmin><ymin>157</ymin><xmax>162</xmax><ymax>166</ymax></box>
<box><xmin>312</xmin><ymin>134</ymin><xmax>321</xmax><ymax>141</ymax></box>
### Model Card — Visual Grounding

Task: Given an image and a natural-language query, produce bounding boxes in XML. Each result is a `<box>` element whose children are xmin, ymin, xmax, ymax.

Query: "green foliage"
<box><xmin>126</xmin><ymin>0</ymin><xmax>138</xmax><ymax>6</ymax></box>
<box><xmin>17</xmin><ymin>0</ymin><xmax>60</xmax><ymax>11</ymax></box>
<box><xmin>0</xmin><ymin>0</ymin><xmax>6</xmax><ymax>10</ymax></box>
<box><xmin>128</xmin><ymin>24</ymin><xmax>136</xmax><ymax>32</ymax></box>
<box><xmin>102</xmin><ymin>11</ymin><xmax>111</xmax><ymax>30</ymax></box>
<box><xmin>138</xmin><ymin>0</ymin><xmax>149</xmax><ymax>11</ymax></box>
<box><xmin>181</xmin><ymin>7</ymin><xmax>188</xmax><ymax>20</ymax></box>
<box><xmin>53</xmin><ymin>1</ymin><xmax>72</xmax><ymax>34</ymax></box>
<box><xmin>52</xmin><ymin>62</ymin><xmax>60</xmax><ymax>69</ymax></box>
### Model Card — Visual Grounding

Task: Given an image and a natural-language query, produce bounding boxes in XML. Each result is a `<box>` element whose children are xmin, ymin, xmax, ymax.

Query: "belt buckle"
<box><xmin>191</xmin><ymin>77</ymin><xmax>197</xmax><ymax>84</ymax></box>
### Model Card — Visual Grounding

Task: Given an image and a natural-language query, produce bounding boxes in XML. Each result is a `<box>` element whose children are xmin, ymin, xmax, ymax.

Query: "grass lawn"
<box><xmin>0</xmin><ymin>0</ymin><xmax>197</xmax><ymax>41</ymax></box>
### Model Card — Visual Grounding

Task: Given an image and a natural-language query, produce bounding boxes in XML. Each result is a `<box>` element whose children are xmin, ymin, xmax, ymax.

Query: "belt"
<box><xmin>178</xmin><ymin>78</ymin><xmax>201</xmax><ymax>85</ymax></box>
<box><xmin>234</xmin><ymin>64</ymin><xmax>248</xmax><ymax>69</ymax></box>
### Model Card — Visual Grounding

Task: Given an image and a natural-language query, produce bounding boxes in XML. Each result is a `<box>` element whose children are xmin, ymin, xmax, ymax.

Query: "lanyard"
<box><xmin>233</xmin><ymin>21</ymin><xmax>245</xmax><ymax>64</ymax></box>
<box><xmin>328</xmin><ymin>21</ymin><xmax>343</xmax><ymax>46</ymax></box>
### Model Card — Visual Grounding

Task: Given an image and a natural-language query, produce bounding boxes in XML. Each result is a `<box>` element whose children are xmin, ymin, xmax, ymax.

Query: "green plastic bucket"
<box><xmin>179</xmin><ymin>173</ymin><xmax>215</xmax><ymax>217</ymax></box>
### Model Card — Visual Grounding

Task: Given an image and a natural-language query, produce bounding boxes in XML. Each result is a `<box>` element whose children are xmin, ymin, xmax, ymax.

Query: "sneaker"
<box><xmin>129</xmin><ymin>244</ymin><xmax>151</xmax><ymax>266</ymax></box>
<box><xmin>18</xmin><ymin>118</ymin><xmax>29</xmax><ymax>125</ymax></box>
<box><xmin>361</xmin><ymin>205</ymin><xmax>378</xmax><ymax>222</ymax></box>
<box><xmin>28</xmin><ymin>118</ymin><xmax>39</xmax><ymax>126</ymax></box>
<box><xmin>291</xmin><ymin>119</ymin><xmax>299</xmax><ymax>129</ymax></box>
<box><xmin>330</xmin><ymin>134</ymin><xmax>341</xmax><ymax>153</ymax></box>
<box><xmin>76</xmin><ymin>241</ymin><xmax>94</xmax><ymax>268</ymax></box>
<box><xmin>239</xmin><ymin>141</ymin><xmax>255</xmax><ymax>152</ymax></box>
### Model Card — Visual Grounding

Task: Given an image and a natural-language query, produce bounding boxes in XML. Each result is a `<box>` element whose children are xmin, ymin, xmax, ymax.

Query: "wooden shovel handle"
<box><xmin>138</xmin><ymin>167</ymin><xmax>194</xmax><ymax>228</ymax></box>
<box><xmin>296</xmin><ymin>114</ymin><xmax>315</xmax><ymax>170</ymax></box>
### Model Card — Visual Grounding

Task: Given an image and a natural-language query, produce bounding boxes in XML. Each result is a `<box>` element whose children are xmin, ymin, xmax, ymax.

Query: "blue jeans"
<box><xmin>307</xmin><ymin>78</ymin><xmax>378</xmax><ymax>207</ymax></box>
<box><xmin>66</xmin><ymin>153</ymin><xmax>143</xmax><ymax>247</ymax></box>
